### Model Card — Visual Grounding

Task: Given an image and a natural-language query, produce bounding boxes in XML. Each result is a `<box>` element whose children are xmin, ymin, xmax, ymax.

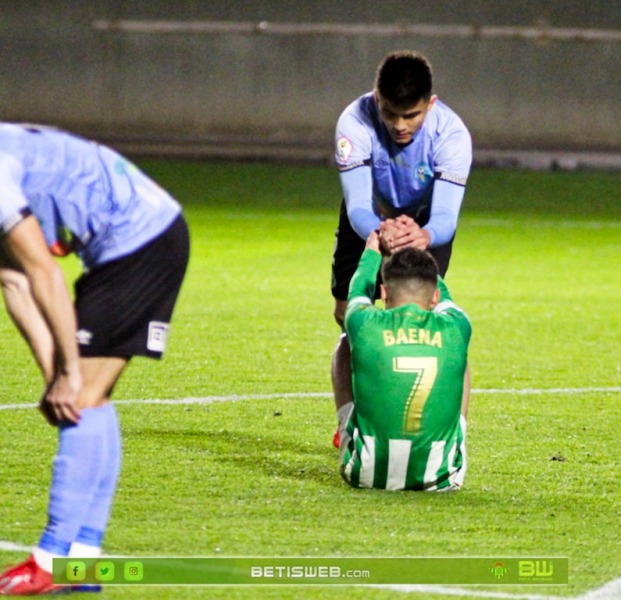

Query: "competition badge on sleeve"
<box><xmin>336</xmin><ymin>136</ymin><xmax>353</xmax><ymax>163</ymax></box>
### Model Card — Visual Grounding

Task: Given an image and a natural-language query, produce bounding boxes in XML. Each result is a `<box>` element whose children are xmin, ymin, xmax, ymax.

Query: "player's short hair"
<box><xmin>381</xmin><ymin>247</ymin><xmax>438</xmax><ymax>295</ymax></box>
<box><xmin>375</xmin><ymin>50</ymin><xmax>433</xmax><ymax>106</ymax></box>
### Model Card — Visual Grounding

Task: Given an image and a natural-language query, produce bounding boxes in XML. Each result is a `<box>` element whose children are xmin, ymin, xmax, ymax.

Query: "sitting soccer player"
<box><xmin>0</xmin><ymin>123</ymin><xmax>189</xmax><ymax>595</ymax></box>
<box><xmin>336</xmin><ymin>229</ymin><xmax>471</xmax><ymax>491</ymax></box>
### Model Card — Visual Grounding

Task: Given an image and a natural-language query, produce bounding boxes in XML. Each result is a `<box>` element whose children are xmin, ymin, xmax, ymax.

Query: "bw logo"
<box><xmin>519</xmin><ymin>561</ymin><xmax>554</xmax><ymax>578</ymax></box>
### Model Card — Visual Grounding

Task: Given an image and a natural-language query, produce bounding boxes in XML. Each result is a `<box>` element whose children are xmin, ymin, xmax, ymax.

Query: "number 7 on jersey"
<box><xmin>392</xmin><ymin>356</ymin><xmax>438</xmax><ymax>434</ymax></box>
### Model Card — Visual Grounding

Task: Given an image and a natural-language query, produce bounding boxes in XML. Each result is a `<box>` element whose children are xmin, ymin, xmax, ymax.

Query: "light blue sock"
<box><xmin>38</xmin><ymin>407</ymin><xmax>107</xmax><ymax>555</ymax></box>
<box><xmin>74</xmin><ymin>404</ymin><xmax>122</xmax><ymax>549</ymax></box>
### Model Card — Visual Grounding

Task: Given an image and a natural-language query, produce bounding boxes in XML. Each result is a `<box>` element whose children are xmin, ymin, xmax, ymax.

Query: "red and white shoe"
<box><xmin>0</xmin><ymin>555</ymin><xmax>63</xmax><ymax>596</ymax></box>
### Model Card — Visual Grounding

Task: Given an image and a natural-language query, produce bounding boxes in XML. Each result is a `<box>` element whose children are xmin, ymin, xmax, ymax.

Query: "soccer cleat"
<box><xmin>0</xmin><ymin>555</ymin><xmax>64</xmax><ymax>596</ymax></box>
<box><xmin>332</xmin><ymin>427</ymin><xmax>340</xmax><ymax>449</ymax></box>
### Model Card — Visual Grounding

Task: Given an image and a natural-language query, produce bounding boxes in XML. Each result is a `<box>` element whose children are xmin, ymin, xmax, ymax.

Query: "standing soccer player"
<box><xmin>0</xmin><ymin>123</ymin><xmax>189</xmax><ymax>595</ymax></box>
<box><xmin>331</xmin><ymin>51</ymin><xmax>472</xmax><ymax>445</ymax></box>
<box><xmin>337</xmin><ymin>231</ymin><xmax>471</xmax><ymax>491</ymax></box>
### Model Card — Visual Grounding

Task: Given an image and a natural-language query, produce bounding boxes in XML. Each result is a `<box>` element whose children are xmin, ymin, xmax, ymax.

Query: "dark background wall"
<box><xmin>1</xmin><ymin>1</ymin><xmax>619</xmax><ymax>162</ymax></box>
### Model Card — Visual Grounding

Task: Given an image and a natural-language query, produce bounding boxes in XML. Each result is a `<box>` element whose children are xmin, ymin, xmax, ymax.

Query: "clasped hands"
<box><xmin>370</xmin><ymin>215</ymin><xmax>431</xmax><ymax>254</ymax></box>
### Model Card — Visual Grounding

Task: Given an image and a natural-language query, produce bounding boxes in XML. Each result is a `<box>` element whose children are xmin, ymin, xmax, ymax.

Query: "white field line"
<box><xmin>385</xmin><ymin>585</ymin><xmax>564</xmax><ymax>599</ymax></box>
<box><xmin>385</xmin><ymin>579</ymin><xmax>621</xmax><ymax>599</ymax></box>
<box><xmin>0</xmin><ymin>387</ymin><xmax>620</xmax><ymax>412</ymax></box>
<box><xmin>1</xmin><ymin>388</ymin><xmax>619</xmax><ymax>599</ymax></box>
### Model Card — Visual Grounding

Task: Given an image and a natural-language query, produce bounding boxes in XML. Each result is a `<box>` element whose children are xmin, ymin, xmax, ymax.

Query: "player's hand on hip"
<box><xmin>39</xmin><ymin>371</ymin><xmax>83</xmax><ymax>426</ymax></box>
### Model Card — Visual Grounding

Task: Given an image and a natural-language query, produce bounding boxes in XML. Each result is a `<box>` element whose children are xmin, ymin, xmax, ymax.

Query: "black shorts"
<box><xmin>74</xmin><ymin>214</ymin><xmax>190</xmax><ymax>359</ymax></box>
<box><xmin>331</xmin><ymin>200</ymin><xmax>454</xmax><ymax>301</ymax></box>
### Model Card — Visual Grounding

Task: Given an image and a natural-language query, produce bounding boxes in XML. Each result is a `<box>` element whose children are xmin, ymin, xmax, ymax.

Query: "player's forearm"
<box><xmin>0</xmin><ymin>268</ymin><xmax>55</xmax><ymax>381</ymax></box>
<box><xmin>339</xmin><ymin>167</ymin><xmax>380</xmax><ymax>239</ymax></box>
<box><xmin>4</xmin><ymin>216</ymin><xmax>81</xmax><ymax>379</ymax></box>
<box><xmin>30</xmin><ymin>268</ymin><xmax>80</xmax><ymax>377</ymax></box>
<box><xmin>424</xmin><ymin>179</ymin><xmax>465</xmax><ymax>247</ymax></box>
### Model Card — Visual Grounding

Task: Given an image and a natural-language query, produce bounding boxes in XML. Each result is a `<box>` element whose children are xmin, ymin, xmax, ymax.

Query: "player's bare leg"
<box><xmin>461</xmin><ymin>367</ymin><xmax>471</xmax><ymax>419</ymax></box>
<box><xmin>78</xmin><ymin>357</ymin><xmax>129</xmax><ymax>408</ymax></box>
<box><xmin>332</xmin><ymin>334</ymin><xmax>353</xmax><ymax>412</ymax></box>
<box><xmin>331</xmin><ymin>299</ymin><xmax>354</xmax><ymax>448</ymax></box>
<box><xmin>38</xmin><ymin>356</ymin><xmax>128</xmax><ymax>425</ymax></box>
<box><xmin>331</xmin><ymin>299</ymin><xmax>353</xmax><ymax>411</ymax></box>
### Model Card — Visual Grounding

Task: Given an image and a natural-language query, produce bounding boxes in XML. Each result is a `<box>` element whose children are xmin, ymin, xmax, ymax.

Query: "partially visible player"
<box><xmin>337</xmin><ymin>230</ymin><xmax>471</xmax><ymax>490</ymax></box>
<box><xmin>0</xmin><ymin>123</ymin><xmax>189</xmax><ymax>595</ymax></box>
<box><xmin>331</xmin><ymin>50</ymin><xmax>472</xmax><ymax>446</ymax></box>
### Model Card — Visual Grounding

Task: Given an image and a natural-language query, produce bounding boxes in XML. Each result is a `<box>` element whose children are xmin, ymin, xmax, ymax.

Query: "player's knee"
<box><xmin>0</xmin><ymin>268</ymin><xmax>30</xmax><ymax>294</ymax></box>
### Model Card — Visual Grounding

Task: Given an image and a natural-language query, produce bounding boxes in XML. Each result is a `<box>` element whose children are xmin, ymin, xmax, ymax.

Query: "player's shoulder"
<box><xmin>424</xmin><ymin>99</ymin><xmax>470</xmax><ymax>137</ymax></box>
<box><xmin>336</xmin><ymin>93</ymin><xmax>378</xmax><ymax>166</ymax></box>
<box><xmin>432</xmin><ymin>301</ymin><xmax>472</xmax><ymax>339</ymax></box>
<box><xmin>338</xmin><ymin>92</ymin><xmax>377</xmax><ymax>128</ymax></box>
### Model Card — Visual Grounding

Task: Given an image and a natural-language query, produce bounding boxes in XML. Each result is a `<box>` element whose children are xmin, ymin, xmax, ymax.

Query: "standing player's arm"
<box><xmin>2</xmin><ymin>215</ymin><xmax>82</xmax><ymax>424</ymax></box>
<box><xmin>339</xmin><ymin>165</ymin><xmax>380</xmax><ymax>239</ymax></box>
<box><xmin>0</xmin><ymin>266</ymin><xmax>55</xmax><ymax>382</ymax></box>
<box><xmin>422</xmin><ymin>123</ymin><xmax>471</xmax><ymax>248</ymax></box>
<box><xmin>422</xmin><ymin>179</ymin><xmax>466</xmax><ymax>247</ymax></box>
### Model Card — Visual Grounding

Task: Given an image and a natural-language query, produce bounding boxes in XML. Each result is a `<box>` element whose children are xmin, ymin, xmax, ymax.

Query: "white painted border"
<box><xmin>0</xmin><ymin>387</ymin><xmax>619</xmax><ymax>412</ymax></box>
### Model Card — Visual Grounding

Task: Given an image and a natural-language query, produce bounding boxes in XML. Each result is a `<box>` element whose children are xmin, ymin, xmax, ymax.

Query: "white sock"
<box><xmin>69</xmin><ymin>542</ymin><xmax>101</xmax><ymax>558</ymax></box>
<box><xmin>32</xmin><ymin>547</ymin><xmax>56</xmax><ymax>574</ymax></box>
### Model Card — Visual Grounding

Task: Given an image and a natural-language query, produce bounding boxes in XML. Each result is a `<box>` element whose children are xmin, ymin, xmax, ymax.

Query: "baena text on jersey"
<box><xmin>382</xmin><ymin>328</ymin><xmax>442</xmax><ymax>348</ymax></box>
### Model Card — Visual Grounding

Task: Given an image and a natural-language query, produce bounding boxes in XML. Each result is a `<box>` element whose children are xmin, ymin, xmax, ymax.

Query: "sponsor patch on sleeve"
<box><xmin>435</xmin><ymin>172</ymin><xmax>468</xmax><ymax>186</ymax></box>
<box><xmin>336</xmin><ymin>136</ymin><xmax>353</xmax><ymax>163</ymax></box>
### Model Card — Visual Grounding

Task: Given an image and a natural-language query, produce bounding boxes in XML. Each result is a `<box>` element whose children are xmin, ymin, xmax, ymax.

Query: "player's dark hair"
<box><xmin>381</xmin><ymin>247</ymin><xmax>438</xmax><ymax>289</ymax></box>
<box><xmin>375</xmin><ymin>50</ymin><xmax>433</xmax><ymax>106</ymax></box>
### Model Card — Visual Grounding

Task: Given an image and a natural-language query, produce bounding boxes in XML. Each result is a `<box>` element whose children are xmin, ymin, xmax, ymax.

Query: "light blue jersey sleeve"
<box><xmin>0</xmin><ymin>152</ymin><xmax>29</xmax><ymax>235</ymax></box>
<box><xmin>339</xmin><ymin>167</ymin><xmax>380</xmax><ymax>239</ymax></box>
<box><xmin>424</xmin><ymin>179</ymin><xmax>466</xmax><ymax>246</ymax></box>
<box><xmin>423</xmin><ymin>106</ymin><xmax>471</xmax><ymax>247</ymax></box>
<box><xmin>335</xmin><ymin>95</ymin><xmax>381</xmax><ymax>239</ymax></box>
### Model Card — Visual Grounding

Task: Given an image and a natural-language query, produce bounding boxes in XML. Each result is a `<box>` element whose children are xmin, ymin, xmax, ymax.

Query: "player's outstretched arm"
<box><xmin>339</xmin><ymin>166</ymin><xmax>381</xmax><ymax>239</ymax></box>
<box><xmin>423</xmin><ymin>179</ymin><xmax>466</xmax><ymax>247</ymax></box>
<box><xmin>2</xmin><ymin>215</ymin><xmax>82</xmax><ymax>424</ymax></box>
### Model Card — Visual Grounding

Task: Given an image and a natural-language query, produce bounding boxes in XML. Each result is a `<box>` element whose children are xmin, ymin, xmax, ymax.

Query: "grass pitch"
<box><xmin>0</xmin><ymin>161</ymin><xmax>619</xmax><ymax>599</ymax></box>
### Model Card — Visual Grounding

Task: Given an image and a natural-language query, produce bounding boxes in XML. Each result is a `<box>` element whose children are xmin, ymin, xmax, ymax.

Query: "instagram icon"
<box><xmin>123</xmin><ymin>562</ymin><xmax>144</xmax><ymax>582</ymax></box>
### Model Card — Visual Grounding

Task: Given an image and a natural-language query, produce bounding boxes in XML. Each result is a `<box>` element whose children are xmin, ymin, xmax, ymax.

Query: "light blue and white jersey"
<box><xmin>335</xmin><ymin>92</ymin><xmax>471</xmax><ymax>224</ymax></box>
<box><xmin>0</xmin><ymin>123</ymin><xmax>181</xmax><ymax>268</ymax></box>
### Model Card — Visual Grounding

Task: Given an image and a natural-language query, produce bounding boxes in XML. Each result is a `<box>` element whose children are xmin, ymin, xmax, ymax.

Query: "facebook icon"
<box><xmin>66</xmin><ymin>561</ymin><xmax>86</xmax><ymax>582</ymax></box>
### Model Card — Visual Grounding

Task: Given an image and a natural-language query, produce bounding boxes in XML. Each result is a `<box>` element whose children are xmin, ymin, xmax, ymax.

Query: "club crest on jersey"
<box><xmin>336</xmin><ymin>136</ymin><xmax>353</xmax><ymax>163</ymax></box>
<box><xmin>414</xmin><ymin>162</ymin><xmax>433</xmax><ymax>183</ymax></box>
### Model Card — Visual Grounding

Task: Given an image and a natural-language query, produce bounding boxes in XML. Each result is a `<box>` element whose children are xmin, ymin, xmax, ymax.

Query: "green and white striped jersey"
<box><xmin>342</xmin><ymin>249</ymin><xmax>471</xmax><ymax>491</ymax></box>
